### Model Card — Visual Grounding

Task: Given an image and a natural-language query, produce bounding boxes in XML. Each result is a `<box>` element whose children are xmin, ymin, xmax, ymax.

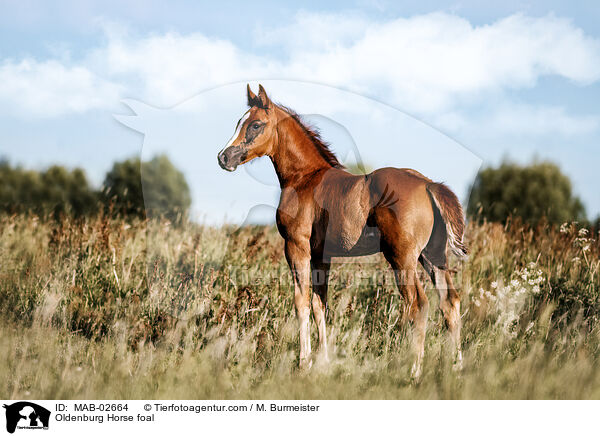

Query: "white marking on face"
<box><xmin>219</xmin><ymin>110</ymin><xmax>250</xmax><ymax>154</ymax></box>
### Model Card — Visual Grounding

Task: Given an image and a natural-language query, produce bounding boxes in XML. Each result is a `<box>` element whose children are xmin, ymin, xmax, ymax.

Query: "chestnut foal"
<box><xmin>218</xmin><ymin>85</ymin><xmax>466</xmax><ymax>376</ymax></box>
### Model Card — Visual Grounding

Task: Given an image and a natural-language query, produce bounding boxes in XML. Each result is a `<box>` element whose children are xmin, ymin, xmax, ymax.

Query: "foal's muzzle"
<box><xmin>217</xmin><ymin>146</ymin><xmax>247</xmax><ymax>172</ymax></box>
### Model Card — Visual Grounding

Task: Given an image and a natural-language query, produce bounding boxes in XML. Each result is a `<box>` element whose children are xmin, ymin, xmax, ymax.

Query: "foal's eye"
<box><xmin>252</xmin><ymin>123</ymin><xmax>261</xmax><ymax>130</ymax></box>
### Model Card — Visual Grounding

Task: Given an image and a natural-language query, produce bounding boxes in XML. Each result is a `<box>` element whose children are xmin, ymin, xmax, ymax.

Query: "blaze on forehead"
<box><xmin>228</xmin><ymin>110</ymin><xmax>266</xmax><ymax>147</ymax></box>
<box><xmin>243</xmin><ymin>108</ymin><xmax>269</xmax><ymax>127</ymax></box>
<box><xmin>235</xmin><ymin>110</ymin><xmax>250</xmax><ymax>128</ymax></box>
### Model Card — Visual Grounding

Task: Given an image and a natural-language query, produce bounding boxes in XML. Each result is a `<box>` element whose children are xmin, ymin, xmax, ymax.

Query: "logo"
<box><xmin>3</xmin><ymin>402</ymin><xmax>50</xmax><ymax>433</ymax></box>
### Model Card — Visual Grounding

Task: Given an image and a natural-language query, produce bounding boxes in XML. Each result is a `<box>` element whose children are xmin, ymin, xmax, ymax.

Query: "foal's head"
<box><xmin>217</xmin><ymin>84</ymin><xmax>278</xmax><ymax>172</ymax></box>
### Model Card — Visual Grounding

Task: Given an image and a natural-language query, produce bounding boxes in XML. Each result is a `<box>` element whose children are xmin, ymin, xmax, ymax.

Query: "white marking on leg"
<box><xmin>298</xmin><ymin>306</ymin><xmax>312</xmax><ymax>368</ymax></box>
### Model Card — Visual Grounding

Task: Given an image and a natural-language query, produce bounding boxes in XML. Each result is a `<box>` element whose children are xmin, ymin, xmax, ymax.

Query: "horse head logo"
<box><xmin>3</xmin><ymin>402</ymin><xmax>50</xmax><ymax>433</ymax></box>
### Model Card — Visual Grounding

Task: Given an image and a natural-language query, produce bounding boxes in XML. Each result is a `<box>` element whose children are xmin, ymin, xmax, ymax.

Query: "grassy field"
<box><xmin>1</xmin><ymin>213</ymin><xmax>599</xmax><ymax>399</ymax></box>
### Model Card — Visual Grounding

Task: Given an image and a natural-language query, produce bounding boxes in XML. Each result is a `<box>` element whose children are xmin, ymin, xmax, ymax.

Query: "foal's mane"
<box><xmin>277</xmin><ymin>104</ymin><xmax>344</xmax><ymax>169</ymax></box>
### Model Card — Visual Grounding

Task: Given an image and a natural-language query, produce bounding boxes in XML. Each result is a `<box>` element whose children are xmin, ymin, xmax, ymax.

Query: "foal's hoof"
<box><xmin>452</xmin><ymin>351</ymin><xmax>463</xmax><ymax>372</ymax></box>
<box><xmin>299</xmin><ymin>357</ymin><xmax>313</xmax><ymax>371</ymax></box>
<box><xmin>410</xmin><ymin>362</ymin><xmax>422</xmax><ymax>380</ymax></box>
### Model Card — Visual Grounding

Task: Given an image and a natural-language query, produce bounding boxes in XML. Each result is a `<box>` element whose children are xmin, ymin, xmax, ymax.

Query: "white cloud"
<box><xmin>266</xmin><ymin>12</ymin><xmax>600</xmax><ymax>112</ymax></box>
<box><xmin>0</xmin><ymin>58</ymin><xmax>121</xmax><ymax>117</ymax></box>
<box><xmin>1</xmin><ymin>11</ymin><xmax>600</xmax><ymax>123</ymax></box>
<box><xmin>97</xmin><ymin>31</ymin><xmax>262</xmax><ymax>104</ymax></box>
<box><xmin>254</xmin><ymin>10</ymin><xmax>371</xmax><ymax>52</ymax></box>
<box><xmin>435</xmin><ymin>103</ymin><xmax>600</xmax><ymax>138</ymax></box>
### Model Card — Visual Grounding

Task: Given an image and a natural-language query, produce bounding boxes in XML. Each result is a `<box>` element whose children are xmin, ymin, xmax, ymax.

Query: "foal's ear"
<box><xmin>257</xmin><ymin>84</ymin><xmax>272</xmax><ymax>108</ymax></box>
<box><xmin>247</xmin><ymin>84</ymin><xmax>261</xmax><ymax>107</ymax></box>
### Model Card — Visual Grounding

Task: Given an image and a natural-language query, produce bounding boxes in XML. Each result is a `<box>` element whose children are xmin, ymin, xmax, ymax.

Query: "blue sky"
<box><xmin>0</xmin><ymin>1</ymin><xmax>599</xmax><ymax>221</ymax></box>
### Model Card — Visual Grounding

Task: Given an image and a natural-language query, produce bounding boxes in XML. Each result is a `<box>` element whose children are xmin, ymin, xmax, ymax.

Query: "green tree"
<box><xmin>467</xmin><ymin>161</ymin><xmax>585</xmax><ymax>224</ymax></box>
<box><xmin>40</xmin><ymin>166</ymin><xmax>98</xmax><ymax>216</ymax></box>
<box><xmin>102</xmin><ymin>157</ymin><xmax>145</xmax><ymax>217</ymax></box>
<box><xmin>141</xmin><ymin>155</ymin><xmax>191</xmax><ymax>221</ymax></box>
<box><xmin>102</xmin><ymin>154</ymin><xmax>191</xmax><ymax>221</ymax></box>
<box><xmin>593</xmin><ymin>216</ymin><xmax>600</xmax><ymax>233</ymax></box>
<box><xmin>0</xmin><ymin>160</ymin><xmax>97</xmax><ymax>217</ymax></box>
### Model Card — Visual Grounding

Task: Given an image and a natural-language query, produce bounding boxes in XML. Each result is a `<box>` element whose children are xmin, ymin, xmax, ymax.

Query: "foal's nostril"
<box><xmin>218</xmin><ymin>150</ymin><xmax>233</xmax><ymax>171</ymax></box>
<box><xmin>218</xmin><ymin>146</ymin><xmax>246</xmax><ymax>171</ymax></box>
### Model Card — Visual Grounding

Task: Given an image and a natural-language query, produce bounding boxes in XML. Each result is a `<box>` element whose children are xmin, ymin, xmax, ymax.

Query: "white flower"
<box><xmin>578</xmin><ymin>228</ymin><xmax>589</xmax><ymax>237</ymax></box>
<box><xmin>491</xmin><ymin>281</ymin><xmax>498</xmax><ymax>289</ymax></box>
<box><xmin>532</xmin><ymin>285</ymin><xmax>540</xmax><ymax>294</ymax></box>
<box><xmin>474</xmin><ymin>299</ymin><xmax>481</xmax><ymax>307</ymax></box>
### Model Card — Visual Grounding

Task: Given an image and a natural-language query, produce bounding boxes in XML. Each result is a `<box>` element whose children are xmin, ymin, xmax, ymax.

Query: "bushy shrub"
<box><xmin>0</xmin><ymin>160</ymin><xmax>97</xmax><ymax>217</ymax></box>
<box><xmin>468</xmin><ymin>161</ymin><xmax>585</xmax><ymax>224</ymax></box>
<box><xmin>102</xmin><ymin>154</ymin><xmax>191</xmax><ymax>221</ymax></box>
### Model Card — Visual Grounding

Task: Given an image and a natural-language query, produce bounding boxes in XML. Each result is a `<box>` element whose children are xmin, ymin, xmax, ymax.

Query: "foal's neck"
<box><xmin>270</xmin><ymin>109</ymin><xmax>332</xmax><ymax>187</ymax></box>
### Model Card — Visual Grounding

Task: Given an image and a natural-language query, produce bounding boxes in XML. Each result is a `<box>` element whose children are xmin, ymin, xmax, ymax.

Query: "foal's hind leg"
<box><xmin>384</xmin><ymin>246</ymin><xmax>429</xmax><ymax>379</ymax></box>
<box><xmin>433</xmin><ymin>267</ymin><xmax>462</xmax><ymax>367</ymax></box>
<box><xmin>421</xmin><ymin>257</ymin><xmax>463</xmax><ymax>368</ymax></box>
<box><xmin>311</xmin><ymin>258</ymin><xmax>330</xmax><ymax>363</ymax></box>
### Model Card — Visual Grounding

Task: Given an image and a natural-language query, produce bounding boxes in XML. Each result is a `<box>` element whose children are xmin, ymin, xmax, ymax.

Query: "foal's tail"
<box><xmin>426</xmin><ymin>182</ymin><xmax>468</xmax><ymax>258</ymax></box>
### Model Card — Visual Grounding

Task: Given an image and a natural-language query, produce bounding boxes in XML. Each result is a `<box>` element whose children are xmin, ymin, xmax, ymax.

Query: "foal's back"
<box><xmin>309</xmin><ymin>167</ymin><xmax>435</xmax><ymax>257</ymax></box>
<box><xmin>367</xmin><ymin>167</ymin><xmax>436</xmax><ymax>254</ymax></box>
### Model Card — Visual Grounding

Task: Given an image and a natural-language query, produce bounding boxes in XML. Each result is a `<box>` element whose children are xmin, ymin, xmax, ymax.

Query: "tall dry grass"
<box><xmin>0</xmin><ymin>213</ymin><xmax>599</xmax><ymax>399</ymax></box>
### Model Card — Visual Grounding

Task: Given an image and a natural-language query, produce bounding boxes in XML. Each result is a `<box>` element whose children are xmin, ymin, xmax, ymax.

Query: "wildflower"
<box><xmin>532</xmin><ymin>285</ymin><xmax>540</xmax><ymax>294</ymax></box>
<box><xmin>560</xmin><ymin>222</ymin><xmax>570</xmax><ymax>234</ymax></box>
<box><xmin>573</xmin><ymin>257</ymin><xmax>581</xmax><ymax>263</ymax></box>
<box><xmin>578</xmin><ymin>228</ymin><xmax>589</xmax><ymax>237</ymax></box>
<box><xmin>491</xmin><ymin>281</ymin><xmax>498</xmax><ymax>289</ymax></box>
<box><xmin>511</xmin><ymin>279</ymin><xmax>520</xmax><ymax>288</ymax></box>
<box><xmin>525</xmin><ymin>321</ymin><xmax>535</xmax><ymax>333</ymax></box>
<box><xmin>474</xmin><ymin>299</ymin><xmax>481</xmax><ymax>307</ymax></box>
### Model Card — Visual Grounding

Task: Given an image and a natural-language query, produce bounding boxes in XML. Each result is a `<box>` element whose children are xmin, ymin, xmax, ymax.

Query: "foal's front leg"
<box><xmin>285</xmin><ymin>239</ymin><xmax>312</xmax><ymax>369</ymax></box>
